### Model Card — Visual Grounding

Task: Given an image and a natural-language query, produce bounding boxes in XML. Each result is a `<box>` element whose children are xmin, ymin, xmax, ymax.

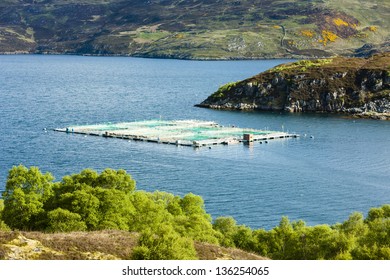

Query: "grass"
<box><xmin>27</xmin><ymin>231</ymin><xmax>137</xmax><ymax>260</ymax></box>
<box><xmin>271</xmin><ymin>58</ymin><xmax>334</xmax><ymax>73</ymax></box>
<box><xmin>133</xmin><ymin>31</ymin><xmax>171</xmax><ymax>44</ymax></box>
<box><xmin>3</xmin><ymin>28</ymin><xmax>35</xmax><ymax>43</ymax></box>
<box><xmin>324</xmin><ymin>0</ymin><xmax>389</xmax><ymax>28</ymax></box>
<box><xmin>210</xmin><ymin>82</ymin><xmax>238</xmax><ymax>99</ymax></box>
<box><xmin>138</xmin><ymin>27</ymin><xmax>286</xmax><ymax>59</ymax></box>
<box><xmin>0</xmin><ymin>230</ymin><xmax>138</xmax><ymax>260</ymax></box>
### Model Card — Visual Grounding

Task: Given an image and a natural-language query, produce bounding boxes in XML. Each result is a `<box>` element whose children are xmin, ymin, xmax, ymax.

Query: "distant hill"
<box><xmin>0</xmin><ymin>0</ymin><xmax>389</xmax><ymax>59</ymax></box>
<box><xmin>196</xmin><ymin>52</ymin><xmax>390</xmax><ymax>119</ymax></box>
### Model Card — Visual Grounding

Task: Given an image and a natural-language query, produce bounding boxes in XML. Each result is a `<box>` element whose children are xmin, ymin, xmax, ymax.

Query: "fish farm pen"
<box><xmin>54</xmin><ymin>120</ymin><xmax>298</xmax><ymax>147</ymax></box>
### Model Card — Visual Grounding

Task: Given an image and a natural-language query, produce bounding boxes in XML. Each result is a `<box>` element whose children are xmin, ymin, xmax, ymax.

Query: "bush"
<box><xmin>1</xmin><ymin>165</ymin><xmax>54</xmax><ymax>230</ymax></box>
<box><xmin>0</xmin><ymin>221</ymin><xmax>10</xmax><ymax>232</ymax></box>
<box><xmin>213</xmin><ymin>216</ymin><xmax>237</xmax><ymax>247</ymax></box>
<box><xmin>132</xmin><ymin>225</ymin><xmax>198</xmax><ymax>260</ymax></box>
<box><xmin>47</xmin><ymin>208</ymin><xmax>87</xmax><ymax>232</ymax></box>
<box><xmin>2</xmin><ymin>165</ymin><xmax>390</xmax><ymax>260</ymax></box>
<box><xmin>0</xmin><ymin>200</ymin><xmax>10</xmax><ymax>231</ymax></box>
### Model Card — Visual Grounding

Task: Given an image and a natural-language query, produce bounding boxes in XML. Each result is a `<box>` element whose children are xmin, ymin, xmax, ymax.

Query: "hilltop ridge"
<box><xmin>0</xmin><ymin>0</ymin><xmax>389</xmax><ymax>59</ymax></box>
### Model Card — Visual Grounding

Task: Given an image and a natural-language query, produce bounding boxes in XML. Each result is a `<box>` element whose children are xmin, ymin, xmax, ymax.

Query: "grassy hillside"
<box><xmin>0</xmin><ymin>0</ymin><xmax>389</xmax><ymax>58</ymax></box>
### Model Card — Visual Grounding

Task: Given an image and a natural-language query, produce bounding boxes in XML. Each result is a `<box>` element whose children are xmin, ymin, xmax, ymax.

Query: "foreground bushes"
<box><xmin>0</xmin><ymin>165</ymin><xmax>217</xmax><ymax>259</ymax></box>
<box><xmin>212</xmin><ymin>207</ymin><xmax>390</xmax><ymax>260</ymax></box>
<box><xmin>0</xmin><ymin>165</ymin><xmax>389</xmax><ymax>260</ymax></box>
<box><xmin>0</xmin><ymin>199</ymin><xmax>10</xmax><ymax>231</ymax></box>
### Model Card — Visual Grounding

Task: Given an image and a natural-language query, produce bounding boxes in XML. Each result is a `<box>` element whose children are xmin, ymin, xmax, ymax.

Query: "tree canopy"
<box><xmin>1</xmin><ymin>165</ymin><xmax>389</xmax><ymax>260</ymax></box>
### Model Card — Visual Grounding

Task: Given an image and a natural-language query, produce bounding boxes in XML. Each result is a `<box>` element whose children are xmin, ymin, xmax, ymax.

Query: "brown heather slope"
<box><xmin>196</xmin><ymin>52</ymin><xmax>390</xmax><ymax>120</ymax></box>
<box><xmin>0</xmin><ymin>230</ymin><xmax>267</xmax><ymax>260</ymax></box>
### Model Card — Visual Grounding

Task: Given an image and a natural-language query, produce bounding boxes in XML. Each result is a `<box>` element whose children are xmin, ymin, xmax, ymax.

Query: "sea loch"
<box><xmin>0</xmin><ymin>55</ymin><xmax>389</xmax><ymax>229</ymax></box>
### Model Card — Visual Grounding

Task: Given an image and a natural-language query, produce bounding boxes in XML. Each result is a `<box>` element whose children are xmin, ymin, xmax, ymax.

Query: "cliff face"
<box><xmin>196</xmin><ymin>53</ymin><xmax>390</xmax><ymax>119</ymax></box>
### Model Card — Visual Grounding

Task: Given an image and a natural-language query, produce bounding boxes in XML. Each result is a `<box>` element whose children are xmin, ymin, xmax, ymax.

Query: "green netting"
<box><xmin>67</xmin><ymin>120</ymin><xmax>284</xmax><ymax>143</ymax></box>
<box><xmin>185</xmin><ymin>135</ymin><xmax>217</xmax><ymax>141</ymax></box>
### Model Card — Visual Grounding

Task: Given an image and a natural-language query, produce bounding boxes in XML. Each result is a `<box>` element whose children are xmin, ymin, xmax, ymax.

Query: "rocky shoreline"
<box><xmin>351</xmin><ymin>112</ymin><xmax>390</xmax><ymax>121</ymax></box>
<box><xmin>196</xmin><ymin>53</ymin><xmax>390</xmax><ymax>120</ymax></box>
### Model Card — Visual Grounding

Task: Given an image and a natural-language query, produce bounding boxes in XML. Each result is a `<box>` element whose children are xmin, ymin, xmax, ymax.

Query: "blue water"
<box><xmin>1</xmin><ymin>55</ymin><xmax>389</xmax><ymax>229</ymax></box>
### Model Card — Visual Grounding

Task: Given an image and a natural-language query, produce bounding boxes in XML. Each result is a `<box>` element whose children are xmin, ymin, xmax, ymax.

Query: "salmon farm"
<box><xmin>54</xmin><ymin>120</ymin><xmax>298</xmax><ymax>147</ymax></box>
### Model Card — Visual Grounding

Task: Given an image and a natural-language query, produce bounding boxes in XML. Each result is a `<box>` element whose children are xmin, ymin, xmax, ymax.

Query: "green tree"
<box><xmin>54</xmin><ymin>168</ymin><xmax>135</xmax><ymax>196</ymax></box>
<box><xmin>179</xmin><ymin>193</ymin><xmax>207</xmax><ymax>216</ymax></box>
<box><xmin>96</xmin><ymin>168</ymin><xmax>136</xmax><ymax>193</ymax></box>
<box><xmin>233</xmin><ymin>225</ymin><xmax>254</xmax><ymax>251</ymax></box>
<box><xmin>341</xmin><ymin>212</ymin><xmax>367</xmax><ymax>236</ymax></box>
<box><xmin>173</xmin><ymin>213</ymin><xmax>219</xmax><ymax>244</ymax></box>
<box><xmin>2</xmin><ymin>165</ymin><xmax>54</xmax><ymax>230</ymax></box>
<box><xmin>213</xmin><ymin>216</ymin><xmax>237</xmax><ymax>247</ymax></box>
<box><xmin>3</xmin><ymin>165</ymin><xmax>54</xmax><ymax>200</ymax></box>
<box><xmin>0</xmin><ymin>199</ymin><xmax>10</xmax><ymax>231</ymax></box>
<box><xmin>173</xmin><ymin>193</ymin><xmax>218</xmax><ymax>244</ymax></box>
<box><xmin>129</xmin><ymin>191</ymin><xmax>174</xmax><ymax>232</ymax></box>
<box><xmin>302</xmin><ymin>224</ymin><xmax>351</xmax><ymax>260</ymax></box>
<box><xmin>150</xmin><ymin>191</ymin><xmax>183</xmax><ymax>216</ymax></box>
<box><xmin>382</xmin><ymin>205</ymin><xmax>390</xmax><ymax>218</ymax></box>
<box><xmin>366</xmin><ymin>207</ymin><xmax>385</xmax><ymax>222</ymax></box>
<box><xmin>93</xmin><ymin>188</ymin><xmax>134</xmax><ymax>230</ymax></box>
<box><xmin>0</xmin><ymin>199</ymin><xmax>4</xmax><ymax>216</ymax></box>
<box><xmin>131</xmin><ymin>225</ymin><xmax>198</xmax><ymax>260</ymax></box>
<box><xmin>252</xmin><ymin>228</ymin><xmax>271</xmax><ymax>257</ymax></box>
<box><xmin>48</xmin><ymin>168</ymin><xmax>137</xmax><ymax>231</ymax></box>
<box><xmin>269</xmin><ymin>216</ymin><xmax>298</xmax><ymax>259</ymax></box>
<box><xmin>352</xmin><ymin>205</ymin><xmax>390</xmax><ymax>259</ymax></box>
<box><xmin>46</xmin><ymin>208</ymin><xmax>87</xmax><ymax>232</ymax></box>
<box><xmin>54</xmin><ymin>187</ymin><xmax>100</xmax><ymax>230</ymax></box>
<box><xmin>2</xmin><ymin>188</ymin><xmax>45</xmax><ymax>230</ymax></box>
<box><xmin>352</xmin><ymin>219</ymin><xmax>390</xmax><ymax>259</ymax></box>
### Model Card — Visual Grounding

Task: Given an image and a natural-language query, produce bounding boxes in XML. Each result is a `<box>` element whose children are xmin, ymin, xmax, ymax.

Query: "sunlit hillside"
<box><xmin>0</xmin><ymin>0</ymin><xmax>389</xmax><ymax>58</ymax></box>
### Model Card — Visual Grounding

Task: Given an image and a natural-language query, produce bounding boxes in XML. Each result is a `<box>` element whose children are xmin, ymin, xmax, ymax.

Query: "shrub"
<box><xmin>301</xmin><ymin>30</ymin><xmax>315</xmax><ymax>38</ymax></box>
<box><xmin>131</xmin><ymin>225</ymin><xmax>197</xmax><ymax>260</ymax></box>
<box><xmin>1</xmin><ymin>165</ymin><xmax>54</xmax><ymax>230</ymax></box>
<box><xmin>46</xmin><ymin>208</ymin><xmax>87</xmax><ymax>232</ymax></box>
<box><xmin>333</xmin><ymin>18</ymin><xmax>349</xmax><ymax>27</ymax></box>
<box><xmin>211</xmin><ymin>82</ymin><xmax>238</xmax><ymax>99</ymax></box>
<box><xmin>319</xmin><ymin>30</ymin><xmax>338</xmax><ymax>46</ymax></box>
<box><xmin>0</xmin><ymin>200</ymin><xmax>10</xmax><ymax>231</ymax></box>
<box><xmin>213</xmin><ymin>216</ymin><xmax>237</xmax><ymax>247</ymax></box>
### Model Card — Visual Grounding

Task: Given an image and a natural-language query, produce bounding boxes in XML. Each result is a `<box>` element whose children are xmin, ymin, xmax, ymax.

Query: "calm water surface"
<box><xmin>1</xmin><ymin>55</ymin><xmax>389</xmax><ymax>229</ymax></box>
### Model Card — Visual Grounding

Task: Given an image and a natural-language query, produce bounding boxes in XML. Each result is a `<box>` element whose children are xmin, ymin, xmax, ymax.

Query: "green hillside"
<box><xmin>0</xmin><ymin>0</ymin><xmax>389</xmax><ymax>58</ymax></box>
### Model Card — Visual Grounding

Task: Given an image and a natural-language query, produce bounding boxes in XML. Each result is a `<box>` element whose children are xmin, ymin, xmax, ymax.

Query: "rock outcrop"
<box><xmin>196</xmin><ymin>53</ymin><xmax>390</xmax><ymax>120</ymax></box>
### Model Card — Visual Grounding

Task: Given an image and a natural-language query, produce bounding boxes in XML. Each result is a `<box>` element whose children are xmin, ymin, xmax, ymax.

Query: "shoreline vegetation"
<box><xmin>1</xmin><ymin>166</ymin><xmax>389</xmax><ymax>260</ymax></box>
<box><xmin>0</xmin><ymin>51</ymin><xmax>311</xmax><ymax>61</ymax></box>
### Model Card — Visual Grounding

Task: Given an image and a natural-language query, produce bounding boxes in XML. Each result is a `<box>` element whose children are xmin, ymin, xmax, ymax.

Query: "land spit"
<box><xmin>54</xmin><ymin>120</ymin><xmax>298</xmax><ymax>147</ymax></box>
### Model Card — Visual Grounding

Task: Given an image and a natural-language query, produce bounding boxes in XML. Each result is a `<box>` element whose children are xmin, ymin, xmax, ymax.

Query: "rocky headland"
<box><xmin>196</xmin><ymin>52</ymin><xmax>390</xmax><ymax>120</ymax></box>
